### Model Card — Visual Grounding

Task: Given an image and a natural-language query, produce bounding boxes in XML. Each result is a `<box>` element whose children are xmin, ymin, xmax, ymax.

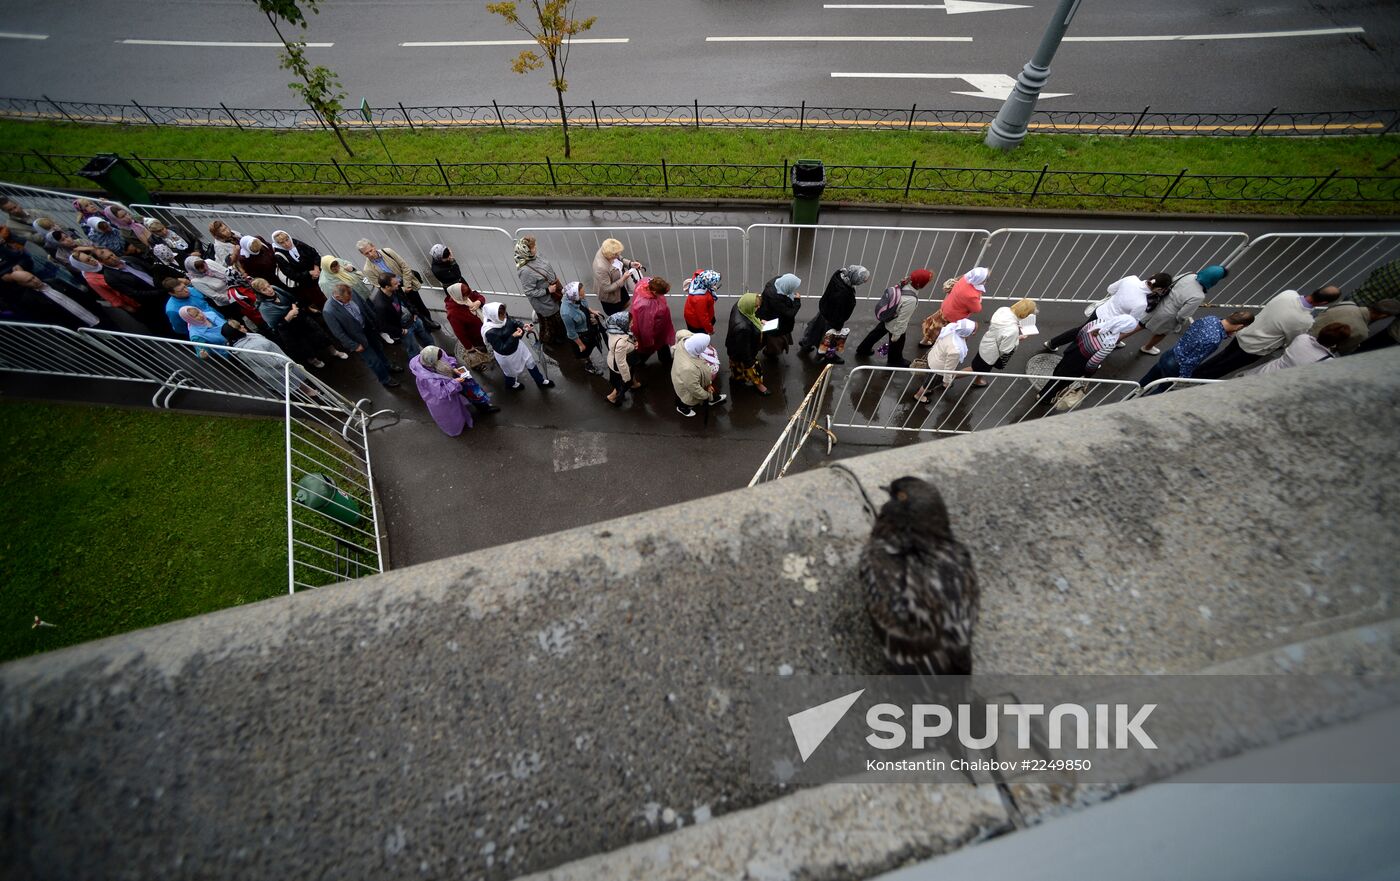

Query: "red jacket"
<box><xmin>628</xmin><ymin>278</ymin><xmax>676</xmax><ymax>355</ymax></box>
<box><xmin>941</xmin><ymin>278</ymin><xmax>983</xmax><ymax>322</ymax></box>
<box><xmin>683</xmin><ymin>291</ymin><xmax>716</xmax><ymax>334</ymax></box>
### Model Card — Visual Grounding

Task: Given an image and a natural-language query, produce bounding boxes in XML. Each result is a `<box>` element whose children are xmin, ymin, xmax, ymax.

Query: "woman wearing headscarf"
<box><xmin>251</xmin><ymin>277</ymin><xmax>345</xmax><ymax>369</ymax></box>
<box><xmin>409</xmin><ymin>345</ymin><xmax>495</xmax><ymax>437</ymax></box>
<box><xmin>922</xmin><ymin>266</ymin><xmax>989</xmax><ymax>346</ymax></box>
<box><xmin>235</xmin><ymin>235</ymin><xmax>278</xmax><ymax>285</ymax></box>
<box><xmin>1038</xmin><ymin>314</ymin><xmax>1140</xmax><ymax>402</ymax></box>
<box><xmin>102</xmin><ymin>205</ymin><xmax>149</xmax><ymax>247</ymax></box>
<box><xmin>683</xmin><ymin>269</ymin><xmax>722</xmax><ymax>334</ymax></box>
<box><xmin>628</xmin><ymin>275</ymin><xmax>676</xmax><ymax>368</ymax></box>
<box><xmin>83</xmin><ymin>216</ymin><xmax>125</xmax><ymax>253</ymax></box>
<box><xmin>1138</xmin><ymin>265</ymin><xmax>1228</xmax><ymax>356</ymax></box>
<box><xmin>444</xmin><ymin>281</ymin><xmax>488</xmax><ymax>353</ymax></box>
<box><xmin>757</xmin><ymin>273</ymin><xmax>802</xmax><ymax>355</ymax></box>
<box><xmin>45</xmin><ymin>228</ymin><xmax>81</xmax><ymax>266</ymax></box>
<box><xmin>142</xmin><ymin>218</ymin><xmax>195</xmax><ymax>261</ymax></box>
<box><xmin>270</xmin><ymin>230</ymin><xmax>324</xmax><ymax>310</ymax></box>
<box><xmin>482</xmin><ymin>301</ymin><xmax>555</xmax><ymax>390</ymax></box>
<box><xmin>429</xmin><ymin>244</ymin><xmax>464</xmax><ymax>288</ymax></box>
<box><xmin>178</xmin><ymin>303</ymin><xmax>227</xmax><ymax>355</ymax></box>
<box><xmin>185</xmin><ymin>253</ymin><xmax>261</xmax><ymax>327</ymax></box>
<box><xmin>73</xmin><ymin>198</ymin><xmax>104</xmax><ymax>227</ymax></box>
<box><xmin>514</xmin><ymin>235</ymin><xmax>566</xmax><ymax>345</ymax></box>
<box><xmin>560</xmin><ymin>280</ymin><xmax>605</xmax><ymax>376</ymax></box>
<box><xmin>671</xmin><ymin>330</ymin><xmax>728</xmax><ymax>418</ymax></box>
<box><xmin>969</xmin><ymin>298</ymin><xmax>1037</xmax><ymax>386</ymax></box>
<box><xmin>913</xmin><ymin>318</ymin><xmax>978</xmax><ymax>402</ymax></box>
<box><xmin>317</xmin><ymin>254</ymin><xmax>375</xmax><ymax>306</ymax></box>
<box><xmin>856</xmin><ymin>268</ymin><xmax>931</xmax><ymax>368</ymax></box>
<box><xmin>725</xmin><ymin>292</ymin><xmax>770</xmax><ymax>395</ymax></box>
<box><xmin>800</xmin><ymin>264</ymin><xmax>869</xmax><ymax>364</ymax></box>
<box><xmin>65</xmin><ymin>249</ymin><xmax>151</xmax><ymax>334</ymax></box>
<box><xmin>603</xmin><ymin>311</ymin><xmax>639</xmax><ymax>406</ymax></box>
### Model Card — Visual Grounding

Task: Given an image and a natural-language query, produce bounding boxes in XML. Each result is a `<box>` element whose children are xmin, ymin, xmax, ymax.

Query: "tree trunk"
<box><xmin>549</xmin><ymin>55</ymin><xmax>571</xmax><ymax>158</ymax></box>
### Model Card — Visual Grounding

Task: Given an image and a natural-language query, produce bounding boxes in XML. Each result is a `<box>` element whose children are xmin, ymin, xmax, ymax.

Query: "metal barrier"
<box><xmin>745</xmin><ymin>224</ymin><xmax>990</xmax><ymax>299</ymax></box>
<box><xmin>0</xmin><ymin>320</ymin><xmax>390</xmax><ymax>592</ymax></box>
<box><xmin>283</xmin><ymin>362</ymin><xmax>385</xmax><ymax>592</ymax></box>
<box><xmin>132</xmin><ymin>203</ymin><xmax>332</xmax><ymax>257</ymax></box>
<box><xmin>312</xmin><ymin>216</ymin><xmax>519</xmax><ymax>306</ymax></box>
<box><xmin>747</xmin><ymin>363</ymin><xmax>837</xmax><ymax>486</ymax></box>
<box><xmin>975</xmin><ymin>228</ymin><xmax>1249</xmax><ymax>305</ymax></box>
<box><xmin>1215</xmin><ymin>232</ymin><xmax>1400</xmax><ymax>308</ymax></box>
<box><xmin>829</xmin><ymin>366</ymin><xmax>1146</xmax><ymax>437</ymax></box>
<box><xmin>516</xmin><ymin>225</ymin><xmax>747</xmax><ymax>299</ymax></box>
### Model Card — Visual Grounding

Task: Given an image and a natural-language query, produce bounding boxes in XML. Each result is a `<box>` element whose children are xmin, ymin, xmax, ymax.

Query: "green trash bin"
<box><xmin>791</xmin><ymin>159</ymin><xmax>825</xmax><ymax>225</ymax></box>
<box><xmin>76</xmin><ymin>153</ymin><xmax>154</xmax><ymax>206</ymax></box>
<box><xmin>295</xmin><ymin>473</ymin><xmax>362</xmax><ymax>528</ymax></box>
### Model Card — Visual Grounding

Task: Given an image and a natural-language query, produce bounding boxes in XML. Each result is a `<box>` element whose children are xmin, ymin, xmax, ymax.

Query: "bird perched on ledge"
<box><xmin>860</xmin><ymin>475</ymin><xmax>979</xmax><ymax>675</ymax></box>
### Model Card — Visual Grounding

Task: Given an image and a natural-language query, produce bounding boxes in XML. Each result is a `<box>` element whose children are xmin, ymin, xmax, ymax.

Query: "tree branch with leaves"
<box><xmin>255</xmin><ymin>0</ymin><xmax>353</xmax><ymax>157</ymax></box>
<box><xmin>486</xmin><ymin>0</ymin><xmax>596</xmax><ymax>158</ymax></box>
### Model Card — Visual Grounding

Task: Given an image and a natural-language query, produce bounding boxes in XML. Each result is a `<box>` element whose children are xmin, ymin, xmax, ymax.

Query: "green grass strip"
<box><xmin>0</xmin><ymin>400</ymin><xmax>286</xmax><ymax>662</ymax></box>
<box><xmin>1</xmin><ymin>120</ymin><xmax>1397</xmax><ymax>215</ymax></box>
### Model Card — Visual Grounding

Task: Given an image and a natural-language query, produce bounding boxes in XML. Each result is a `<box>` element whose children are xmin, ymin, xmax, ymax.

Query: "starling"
<box><xmin>860</xmin><ymin>476</ymin><xmax>979</xmax><ymax>676</ymax></box>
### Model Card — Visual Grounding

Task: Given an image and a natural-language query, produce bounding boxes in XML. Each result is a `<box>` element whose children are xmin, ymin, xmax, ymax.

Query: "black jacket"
<box><xmin>273</xmin><ymin>240</ymin><xmax>323</xmax><ymax>294</ymax></box>
<box><xmin>818</xmin><ymin>270</ymin><xmax>857</xmax><ymax>327</ymax></box>
<box><xmin>725</xmin><ymin>300</ymin><xmax>762</xmax><ymax>364</ymax></box>
<box><xmin>757</xmin><ymin>277</ymin><xmax>801</xmax><ymax>336</ymax></box>
<box><xmin>485</xmin><ymin>318</ymin><xmax>526</xmax><ymax>356</ymax></box>
<box><xmin>370</xmin><ymin>290</ymin><xmax>416</xmax><ymax>338</ymax></box>
<box><xmin>431</xmin><ymin>257</ymin><xmax>464</xmax><ymax>288</ymax></box>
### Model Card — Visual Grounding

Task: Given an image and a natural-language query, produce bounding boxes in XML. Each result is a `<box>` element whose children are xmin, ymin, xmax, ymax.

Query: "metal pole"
<box><xmin>435</xmin><ymin>157</ymin><xmax>452</xmax><ymax>193</ymax></box>
<box><xmin>1127</xmin><ymin>105</ymin><xmax>1150</xmax><ymax>137</ymax></box>
<box><xmin>985</xmin><ymin>0</ymin><xmax>1082</xmax><ymax>150</ymax></box>
<box><xmin>545</xmin><ymin>155</ymin><xmax>557</xmax><ymax>189</ymax></box>
<box><xmin>220</xmin><ymin>102</ymin><xmax>245</xmax><ymax>130</ymax></box>
<box><xmin>398</xmin><ymin>101</ymin><xmax>416</xmax><ymax>131</ymax></box>
<box><xmin>904</xmin><ymin>160</ymin><xmax>917</xmax><ymax>197</ymax></box>
<box><xmin>799</xmin><ymin>100</ymin><xmax>806</xmax><ymax>130</ymax></box>
<box><xmin>661</xmin><ymin>157</ymin><xmax>669</xmax><ymax>191</ymax></box>
<box><xmin>132</xmin><ymin>100</ymin><xmax>160</xmax><ymax>127</ymax></box>
<box><xmin>592</xmin><ymin>100</ymin><xmax>601</xmax><ymax>128</ymax></box>
<box><xmin>1248</xmin><ymin>106</ymin><xmax>1279</xmax><ymax>137</ymax></box>
<box><xmin>232</xmin><ymin>154</ymin><xmax>258</xmax><ymax>189</ymax></box>
<box><xmin>1299</xmin><ymin>168</ymin><xmax>1340</xmax><ymax>207</ymax></box>
<box><xmin>1159</xmin><ymin>167</ymin><xmax>1187</xmax><ymax>204</ymax></box>
<box><xmin>694</xmin><ymin>99</ymin><xmax>700</xmax><ymax>129</ymax></box>
<box><xmin>42</xmin><ymin>94</ymin><xmax>77</xmax><ymax>124</ymax></box>
<box><xmin>907</xmin><ymin>103</ymin><xmax>917</xmax><ymax>131</ymax></box>
<box><xmin>492</xmin><ymin>99</ymin><xmax>506</xmax><ymax>129</ymax></box>
<box><xmin>1029</xmin><ymin>163</ymin><xmax>1049</xmax><ymax>202</ymax></box>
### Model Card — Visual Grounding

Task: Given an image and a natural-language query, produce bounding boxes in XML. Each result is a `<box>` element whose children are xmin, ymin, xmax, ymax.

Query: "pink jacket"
<box><xmin>628</xmin><ymin>278</ymin><xmax>676</xmax><ymax>355</ymax></box>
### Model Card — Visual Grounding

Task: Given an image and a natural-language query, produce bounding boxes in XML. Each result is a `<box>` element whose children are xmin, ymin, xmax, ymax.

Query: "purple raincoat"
<box><xmin>409</xmin><ymin>353</ymin><xmax>474</xmax><ymax>437</ymax></box>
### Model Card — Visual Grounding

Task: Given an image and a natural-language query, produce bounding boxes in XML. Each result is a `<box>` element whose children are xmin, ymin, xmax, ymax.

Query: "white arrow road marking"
<box><xmin>788</xmin><ymin>689</ymin><xmax>865</xmax><ymax>762</ymax></box>
<box><xmin>1065</xmin><ymin>26</ymin><xmax>1364</xmax><ymax>42</ymax></box>
<box><xmin>401</xmin><ymin>37</ymin><xmax>630</xmax><ymax>47</ymax></box>
<box><xmin>0</xmin><ymin>32</ymin><xmax>48</xmax><ymax>41</ymax></box>
<box><xmin>831</xmin><ymin>72</ymin><xmax>1070</xmax><ymax>100</ymax></box>
<box><xmin>707</xmin><ymin>35</ymin><xmax>973</xmax><ymax>42</ymax></box>
<box><xmin>824</xmin><ymin>1</ymin><xmax>1031</xmax><ymax>13</ymax></box>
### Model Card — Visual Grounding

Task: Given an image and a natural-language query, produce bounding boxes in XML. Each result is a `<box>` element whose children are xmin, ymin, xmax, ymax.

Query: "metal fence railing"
<box><xmin>0</xmin><ymin>320</ymin><xmax>391</xmax><ymax>592</ymax></box>
<box><xmin>3</xmin><ymin>95</ymin><xmax>1396</xmax><ymax>137</ymax></box>
<box><xmin>517</xmin><ymin>225</ymin><xmax>748</xmax><ymax>301</ymax></box>
<box><xmin>4</xmin><ymin>150</ymin><xmax>1397</xmax><ymax>208</ymax></box>
<box><xmin>748</xmin><ymin>363</ymin><xmax>838</xmax><ymax>487</ymax></box>
<box><xmin>1213</xmin><ymin>232</ymin><xmax>1400</xmax><ymax>308</ymax></box>
<box><xmin>977</xmin><ymin>228</ymin><xmax>1250</xmax><ymax>305</ymax></box>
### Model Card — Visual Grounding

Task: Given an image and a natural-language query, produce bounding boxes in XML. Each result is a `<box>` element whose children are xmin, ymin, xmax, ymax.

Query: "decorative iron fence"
<box><xmin>3</xmin><ymin>150</ymin><xmax>1396</xmax><ymax>207</ymax></box>
<box><xmin>2</xmin><ymin>95</ymin><xmax>1396</xmax><ymax>137</ymax></box>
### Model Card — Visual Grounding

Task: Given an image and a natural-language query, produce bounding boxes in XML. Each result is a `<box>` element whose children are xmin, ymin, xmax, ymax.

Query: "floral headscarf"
<box><xmin>513</xmin><ymin>237</ymin><xmax>535</xmax><ymax>268</ymax></box>
<box><xmin>563</xmin><ymin>281</ymin><xmax>582</xmax><ymax>303</ymax></box>
<box><xmin>687</xmin><ymin>270</ymin><xmax>722</xmax><ymax>298</ymax></box>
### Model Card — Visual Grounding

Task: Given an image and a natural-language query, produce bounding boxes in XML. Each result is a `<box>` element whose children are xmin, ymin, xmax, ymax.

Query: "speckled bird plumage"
<box><xmin>860</xmin><ymin>476</ymin><xmax>979</xmax><ymax>675</ymax></box>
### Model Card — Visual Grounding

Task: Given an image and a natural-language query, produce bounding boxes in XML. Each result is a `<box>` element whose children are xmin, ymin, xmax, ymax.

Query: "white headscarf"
<box><xmin>937</xmin><ymin>318</ymin><xmax>976</xmax><ymax>363</ymax></box>
<box><xmin>272</xmin><ymin>230</ymin><xmax>299</xmax><ymax>262</ymax></box>
<box><xmin>480</xmin><ymin>301</ymin><xmax>508</xmax><ymax>336</ymax></box>
<box><xmin>684</xmin><ymin>332</ymin><xmax>721</xmax><ymax>377</ymax></box>
<box><xmin>563</xmin><ymin>281</ymin><xmax>582</xmax><ymax>303</ymax></box>
<box><xmin>963</xmin><ymin>267</ymin><xmax>989</xmax><ymax>291</ymax></box>
<box><xmin>238</xmin><ymin>235</ymin><xmax>259</xmax><ymax>258</ymax></box>
<box><xmin>429</xmin><ymin>243</ymin><xmax>447</xmax><ymax>261</ymax></box>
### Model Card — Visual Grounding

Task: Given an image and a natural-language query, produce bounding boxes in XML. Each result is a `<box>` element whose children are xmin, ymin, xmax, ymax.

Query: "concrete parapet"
<box><xmin>1</xmin><ymin>351</ymin><xmax>1396</xmax><ymax>880</ymax></box>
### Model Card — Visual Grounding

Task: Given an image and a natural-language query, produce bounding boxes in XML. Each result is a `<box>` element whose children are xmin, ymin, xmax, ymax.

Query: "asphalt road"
<box><xmin>1</xmin><ymin>0</ymin><xmax>1397</xmax><ymax>112</ymax></box>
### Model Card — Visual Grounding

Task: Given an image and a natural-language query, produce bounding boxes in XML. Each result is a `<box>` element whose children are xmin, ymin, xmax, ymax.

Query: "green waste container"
<box><xmin>76</xmin><ymin>153</ymin><xmax>154</xmax><ymax>206</ymax></box>
<box><xmin>295</xmin><ymin>473</ymin><xmax>362</xmax><ymax>528</ymax></box>
<box><xmin>791</xmin><ymin>159</ymin><xmax>825</xmax><ymax>225</ymax></box>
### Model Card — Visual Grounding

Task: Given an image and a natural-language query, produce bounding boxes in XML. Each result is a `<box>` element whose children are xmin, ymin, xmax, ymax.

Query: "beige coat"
<box><xmin>606</xmin><ymin>332</ymin><xmax>636</xmax><ymax>381</ymax></box>
<box><xmin>670</xmin><ymin>330</ymin><xmax>715</xmax><ymax>405</ymax></box>
<box><xmin>362</xmin><ymin>246</ymin><xmax>420</xmax><ymax>293</ymax></box>
<box><xmin>592</xmin><ymin>248</ymin><xmax>628</xmax><ymax>305</ymax></box>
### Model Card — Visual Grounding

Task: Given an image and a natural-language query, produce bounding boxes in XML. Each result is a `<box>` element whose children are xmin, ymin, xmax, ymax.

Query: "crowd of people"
<box><xmin>2</xmin><ymin>194</ymin><xmax>1397</xmax><ymax>437</ymax></box>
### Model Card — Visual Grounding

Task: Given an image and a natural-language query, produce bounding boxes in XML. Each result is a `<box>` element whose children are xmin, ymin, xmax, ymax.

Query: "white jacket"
<box><xmin>976</xmin><ymin>306</ymin><xmax>1020</xmax><ymax>364</ymax></box>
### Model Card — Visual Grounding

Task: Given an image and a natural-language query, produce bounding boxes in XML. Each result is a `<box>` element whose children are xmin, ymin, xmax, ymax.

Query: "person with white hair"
<box><xmin>358</xmin><ymin>237</ymin><xmax>439</xmax><ymax>329</ymax></box>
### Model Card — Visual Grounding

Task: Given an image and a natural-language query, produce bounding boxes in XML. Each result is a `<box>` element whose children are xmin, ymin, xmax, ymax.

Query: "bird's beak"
<box><xmin>878</xmin><ymin>484</ymin><xmax>891</xmax><ymax>494</ymax></box>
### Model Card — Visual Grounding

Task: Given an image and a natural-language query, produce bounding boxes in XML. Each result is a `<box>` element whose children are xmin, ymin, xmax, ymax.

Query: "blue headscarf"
<box><xmin>773</xmin><ymin>273</ymin><xmax>801</xmax><ymax>298</ymax></box>
<box><xmin>1196</xmin><ymin>265</ymin><xmax>1227</xmax><ymax>289</ymax></box>
<box><xmin>688</xmin><ymin>269</ymin><xmax>721</xmax><ymax>298</ymax></box>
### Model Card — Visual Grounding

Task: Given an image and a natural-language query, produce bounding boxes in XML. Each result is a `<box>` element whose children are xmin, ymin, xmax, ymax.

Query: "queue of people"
<box><xmin>4</xmin><ymin>194</ymin><xmax>1397</xmax><ymax>439</ymax></box>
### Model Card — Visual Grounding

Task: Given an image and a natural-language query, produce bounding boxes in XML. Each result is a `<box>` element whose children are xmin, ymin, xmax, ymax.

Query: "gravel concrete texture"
<box><xmin>1</xmin><ymin>350</ymin><xmax>1396</xmax><ymax>881</ymax></box>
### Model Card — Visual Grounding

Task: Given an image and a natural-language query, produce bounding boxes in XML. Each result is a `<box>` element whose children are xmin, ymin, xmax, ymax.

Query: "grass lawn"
<box><xmin>1</xmin><ymin>120</ymin><xmax>1396</xmax><ymax>215</ymax></box>
<box><xmin>0</xmin><ymin>400</ymin><xmax>286</xmax><ymax>663</ymax></box>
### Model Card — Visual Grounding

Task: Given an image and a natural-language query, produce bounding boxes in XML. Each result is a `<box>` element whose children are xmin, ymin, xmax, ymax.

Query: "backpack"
<box><xmin>874</xmin><ymin>285</ymin><xmax>903</xmax><ymax>323</ymax></box>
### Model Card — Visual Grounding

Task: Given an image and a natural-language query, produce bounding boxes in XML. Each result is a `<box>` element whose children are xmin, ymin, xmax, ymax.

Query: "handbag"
<box><xmin>1053</xmin><ymin>384</ymin><xmax>1087</xmax><ymax>411</ymax></box>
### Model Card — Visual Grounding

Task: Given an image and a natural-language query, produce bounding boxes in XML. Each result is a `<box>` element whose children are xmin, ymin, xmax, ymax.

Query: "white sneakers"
<box><xmin>1139</xmin><ymin>345</ymin><xmax>1162</xmax><ymax>356</ymax></box>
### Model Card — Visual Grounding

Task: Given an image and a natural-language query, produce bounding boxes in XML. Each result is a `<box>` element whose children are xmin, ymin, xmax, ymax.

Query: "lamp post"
<box><xmin>985</xmin><ymin>0</ymin><xmax>1082</xmax><ymax>151</ymax></box>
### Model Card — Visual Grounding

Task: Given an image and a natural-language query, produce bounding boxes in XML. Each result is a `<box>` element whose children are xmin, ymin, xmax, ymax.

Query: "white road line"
<box><xmin>707</xmin><ymin>35</ymin><xmax>973</xmax><ymax>42</ymax></box>
<box><xmin>117</xmin><ymin>39</ymin><xmax>335</xmax><ymax>47</ymax></box>
<box><xmin>400</xmin><ymin>37</ymin><xmax>630</xmax><ymax>47</ymax></box>
<box><xmin>824</xmin><ymin>1</ymin><xmax>1029</xmax><ymax>11</ymax></box>
<box><xmin>0</xmin><ymin>32</ymin><xmax>48</xmax><ymax>41</ymax></box>
<box><xmin>1065</xmin><ymin>26</ymin><xmax>1364</xmax><ymax>42</ymax></box>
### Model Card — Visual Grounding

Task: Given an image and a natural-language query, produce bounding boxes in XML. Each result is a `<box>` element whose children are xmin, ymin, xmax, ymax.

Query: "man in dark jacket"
<box><xmin>323</xmin><ymin>282</ymin><xmax>401</xmax><ymax>388</ymax></box>
<box><xmin>95</xmin><ymin>247</ymin><xmax>169</xmax><ymax>335</ymax></box>
<box><xmin>371</xmin><ymin>273</ymin><xmax>435</xmax><ymax>361</ymax></box>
